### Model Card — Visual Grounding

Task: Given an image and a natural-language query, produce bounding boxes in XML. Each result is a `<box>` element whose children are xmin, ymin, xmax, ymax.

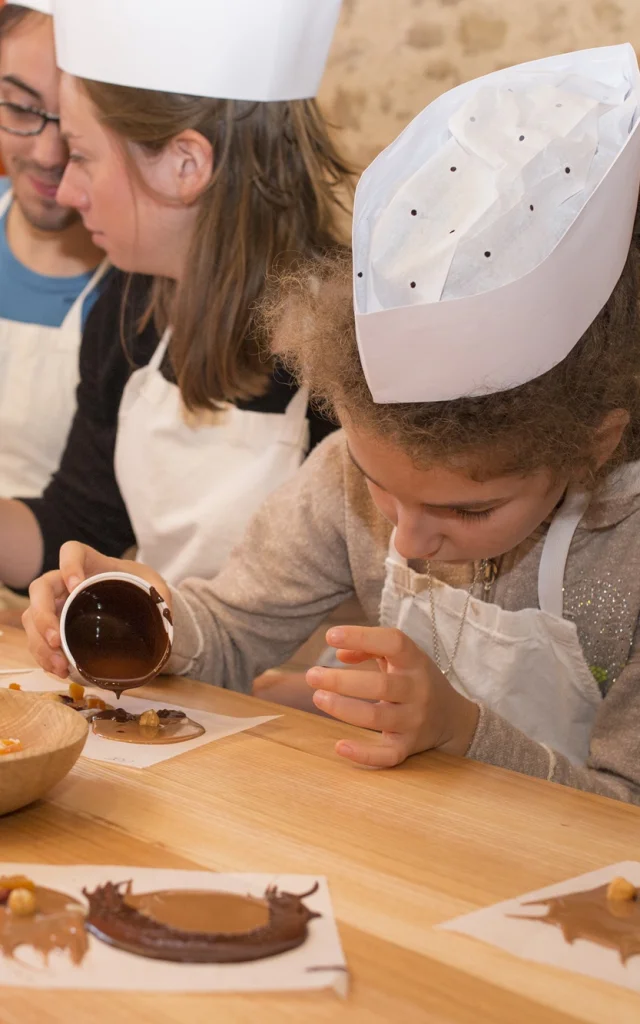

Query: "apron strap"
<box><xmin>60</xmin><ymin>256</ymin><xmax>111</xmax><ymax>330</ymax></box>
<box><xmin>148</xmin><ymin>327</ymin><xmax>172</xmax><ymax>372</ymax></box>
<box><xmin>0</xmin><ymin>188</ymin><xmax>12</xmax><ymax>219</ymax></box>
<box><xmin>283</xmin><ymin>383</ymin><xmax>309</xmax><ymax>423</ymax></box>
<box><xmin>537</xmin><ymin>488</ymin><xmax>591</xmax><ymax>617</ymax></box>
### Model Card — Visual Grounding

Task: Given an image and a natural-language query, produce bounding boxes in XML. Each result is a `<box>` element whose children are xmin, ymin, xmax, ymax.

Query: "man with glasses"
<box><xmin>0</xmin><ymin>1</ymin><xmax>108</xmax><ymax>502</ymax></box>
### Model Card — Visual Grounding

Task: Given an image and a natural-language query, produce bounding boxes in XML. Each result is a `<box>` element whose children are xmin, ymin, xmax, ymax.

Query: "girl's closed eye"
<box><xmin>454</xmin><ymin>508</ymin><xmax>495</xmax><ymax>522</ymax></box>
<box><xmin>68</xmin><ymin>152</ymin><xmax>87</xmax><ymax>165</ymax></box>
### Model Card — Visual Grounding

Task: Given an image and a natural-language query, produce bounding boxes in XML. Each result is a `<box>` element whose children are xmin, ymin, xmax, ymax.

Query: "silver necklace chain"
<box><xmin>426</xmin><ymin>559</ymin><xmax>497</xmax><ymax>677</ymax></box>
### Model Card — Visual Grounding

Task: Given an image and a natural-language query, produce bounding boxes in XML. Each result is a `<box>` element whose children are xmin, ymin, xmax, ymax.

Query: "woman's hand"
<box><xmin>306</xmin><ymin>625</ymin><xmax>480</xmax><ymax>768</ymax></box>
<box><xmin>22</xmin><ymin>541</ymin><xmax>171</xmax><ymax>678</ymax></box>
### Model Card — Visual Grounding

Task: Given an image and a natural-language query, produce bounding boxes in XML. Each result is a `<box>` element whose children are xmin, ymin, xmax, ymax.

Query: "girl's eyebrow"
<box><xmin>345</xmin><ymin>445</ymin><xmax>506</xmax><ymax>509</ymax></box>
<box><xmin>346</xmin><ymin>444</ymin><xmax>387</xmax><ymax>491</ymax></box>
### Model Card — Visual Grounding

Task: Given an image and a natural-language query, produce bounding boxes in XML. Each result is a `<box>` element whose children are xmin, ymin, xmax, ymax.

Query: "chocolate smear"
<box><xmin>91</xmin><ymin>708</ymin><xmax>204</xmax><ymax>745</ymax></box>
<box><xmin>84</xmin><ymin>880</ymin><xmax>320</xmax><ymax>962</ymax></box>
<box><xmin>513</xmin><ymin>883</ymin><xmax>640</xmax><ymax>963</ymax></box>
<box><xmin>0</xmin><ymin>886</ymin><xmax>87</xmax><ymax>965</ymax></box>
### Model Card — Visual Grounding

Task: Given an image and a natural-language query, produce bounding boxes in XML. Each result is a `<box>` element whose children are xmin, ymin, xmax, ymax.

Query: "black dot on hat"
<box><xmin>529</xmin><ymin>204</ymin><xmax>534</xmax><ymax>211</ymax></box>
<box><xmin>556</xmin><ymin>103</ymin><xmax>563</xmax><ymax>108</ymax></box>
<box><xmin>449</xmin><ymin>229</ymin><xmax>455</xmax><ymax>234</ymax></box>
<box><xmin>411</xmin><ymin>209</ymin><xmax>417</xmax><ymax>216</ymax></box>
<box><xmin>410</xmin><ymin>281</ymin><xmax>416</xmax><ymax>288</ymax></box>
<box><xmin>484</xmin><ymin>251</ymin><xmax>491</xmax><ymax>258</ymax></box>
<box><xmin>519</xmin><ymin>135</ymin><xmax>525</xmax><ymax>141</ymax></box>
<box><xmin>470</xmin><ymin>116</ymin><xmax>476</xmax><ymax>122</ymax></box>
<box><xmin>565</xmin><ymin>166</ymin><xmax>571</xmax><ymax>174</ymax></box>
<box><xmin>450</xmin><ymin>166</ymin><xmax>457</xmax><ymax>172</ymax></box>
<box><xmin>357</xmin><ymin>271</ymin><xmax>363</xmax><ymax>278</ymax></box>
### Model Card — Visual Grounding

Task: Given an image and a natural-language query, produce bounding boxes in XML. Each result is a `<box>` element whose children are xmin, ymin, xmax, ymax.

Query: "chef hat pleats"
<box><xmin>354</xmin><ymin>44</ymin><xmax>640</xmax><ymax>403</ymax></box>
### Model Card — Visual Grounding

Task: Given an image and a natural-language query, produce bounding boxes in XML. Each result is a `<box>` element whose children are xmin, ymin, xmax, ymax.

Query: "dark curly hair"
<box><xmin>263</xmin><ymin>198</ymin><xmax>640</xmax><ymax>486</ymax></box>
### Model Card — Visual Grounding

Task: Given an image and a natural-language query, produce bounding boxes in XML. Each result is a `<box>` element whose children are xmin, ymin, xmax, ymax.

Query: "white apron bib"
<box><xmin>114</xmin><ymin>328</ymin><xmax>310</xmax><ymax>584</ymax></box>
<box><xmin>0</xmin><ymin>189</ymin><xmax>110</xmax><ymax>497</ymax></box>
<box><xmin>380</xmin><ymin>488</ymin><xmax>603</xmax><ymax>764</ymax></box>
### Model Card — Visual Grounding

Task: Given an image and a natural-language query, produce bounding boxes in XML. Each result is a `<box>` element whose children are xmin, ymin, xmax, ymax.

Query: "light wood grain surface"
<box><xmin>1</xmin><ymin>625</ymin><xmax>639</xmax><ymax>1024</ymax></box>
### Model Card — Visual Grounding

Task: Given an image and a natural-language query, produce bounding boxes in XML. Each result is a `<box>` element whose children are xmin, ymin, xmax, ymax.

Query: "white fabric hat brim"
<box><xmin>54</xmin><ymin>0</ymin><xmax>342</xmax><ymax>102</ymax></box>
<box><xmin>16</xmin><ymin>0</ymin><xmax>52</xmax><ymax>14</ymax></box>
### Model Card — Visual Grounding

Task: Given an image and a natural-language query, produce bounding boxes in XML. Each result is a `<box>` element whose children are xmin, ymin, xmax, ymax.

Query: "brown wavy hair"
<box><xmin>0</xmin><ymin>4</ymin><xmax>40</xmax><ymax>39</ymax></box>
<box><xmin>80</xmin><ymin>80</ymin><xmax>354</xmax><ymax>410</ymax></box>
<box><xmin>263</xmin><ymin>199</ymin><xmax>640</xmax><ymax>486</ymax></box>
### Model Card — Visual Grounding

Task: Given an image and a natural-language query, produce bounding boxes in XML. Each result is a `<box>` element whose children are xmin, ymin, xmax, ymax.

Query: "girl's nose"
<box><xmin>394</xmin><ymin>510</ymin><xmax>443</xmax><ymax>561</ymax></box>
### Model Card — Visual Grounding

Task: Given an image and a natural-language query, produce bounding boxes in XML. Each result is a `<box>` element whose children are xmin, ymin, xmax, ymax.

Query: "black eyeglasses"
<box><xmin>0</xmin><ymin>99</ymin><xmax>60</xmax><ymax>137</ymax></box>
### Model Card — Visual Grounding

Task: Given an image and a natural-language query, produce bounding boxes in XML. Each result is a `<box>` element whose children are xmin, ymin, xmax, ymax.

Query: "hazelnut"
<box><xmin>0</xmin><ymin>738</ymin><xmax>22</xmax><ymax>755</ymax></box>
<box><xmin>8</xmin><ymin>683</ymin><xmax>21</xmax><ymax>691</ymax></box>
<box><xmin>139</xmin><ymin>709</ymin><xmax>160</xmax><ymax>729</ymax></box>
<box><xmin>68</xmin><ymin>682</ymin><xmax>85</xmax><ymax>702</ymax></box>
<box><xmin>607</xmin><ymin>877</ymin><xmax>637</xmax><ymax>902</ymax></box>
<box><xmin>7</xmin><ymin>887</ymin><xmax>37</xmax><ymax>917</ymax></box>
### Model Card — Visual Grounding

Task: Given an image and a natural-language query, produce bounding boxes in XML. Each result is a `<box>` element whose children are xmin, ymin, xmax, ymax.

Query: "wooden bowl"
<box><xmin>0</xmin><ymin>690</ymin><xmax>88</xmax><ymax>816</ymax></box>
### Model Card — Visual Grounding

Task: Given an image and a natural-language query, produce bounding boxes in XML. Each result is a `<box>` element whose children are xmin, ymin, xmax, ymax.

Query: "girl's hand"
<box><xmin>306</xmin><ymin>625</ymin><xmax>480</xmax><ymax>768</ymax></box>
<box><xmin>22</xmin><ymin>542</ymin><xmax>171</xmax><ymax>678</ymax></box>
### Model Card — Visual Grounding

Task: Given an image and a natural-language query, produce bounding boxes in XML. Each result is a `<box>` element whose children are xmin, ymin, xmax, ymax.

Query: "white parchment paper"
<box><xmin>2</xmin><ymin>670</ymin><xmax>278</xmax><ymax>768</ymax></box>
<box><xmin>0</xmin><ymin>864</ymin><xmax>347</xmax><ymax>995</ymax></box>
<box><xmin>438</xmin><ymin>860</ymin><xmax>640</xmax><ymax>993</ymax></box>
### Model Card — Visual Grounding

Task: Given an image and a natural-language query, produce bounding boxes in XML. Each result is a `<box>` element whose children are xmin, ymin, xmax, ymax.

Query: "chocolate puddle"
<box><xmin>91</xmin><ymin>708</ymin><xmax>204</xmax><ymax>745</ymax></box>
<box><xmin>84</xmin><ymin>880</ymin><xmax>320</xmax><ymax>962</ymax></box>
<box><xmin>514</xmin><ymin>883</ymin><xmax>640</xmax><ymax>963</ymax></box>
<box><xmin>0</xmin><ymin>886</ymin><xmax>87</xmax><ymax>965</ymax></box>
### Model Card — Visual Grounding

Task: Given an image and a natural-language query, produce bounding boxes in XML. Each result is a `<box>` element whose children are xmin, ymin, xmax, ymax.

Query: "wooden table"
<box><xmin>1</xmin><ymin>626</ymin><xmax>640</xmax><ymax>1024</ymax></box>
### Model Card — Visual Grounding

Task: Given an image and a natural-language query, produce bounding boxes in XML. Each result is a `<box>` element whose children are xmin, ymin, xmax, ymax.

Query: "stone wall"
<box><xmin>319</xmin><ymin>0</ymin><xmax>640</xmax><ymax>168</ymax></box>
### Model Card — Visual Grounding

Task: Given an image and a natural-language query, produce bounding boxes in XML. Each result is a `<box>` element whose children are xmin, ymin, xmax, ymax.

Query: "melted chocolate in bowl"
<box><xmin>0</xmin><ymin>886</ymin><xmax>87</xmax><ymax>964</ymax></box>
<box><xmin>64</xmin><ymin>580</ymin><xmax>170</xmax><ymax>695</ymax></box>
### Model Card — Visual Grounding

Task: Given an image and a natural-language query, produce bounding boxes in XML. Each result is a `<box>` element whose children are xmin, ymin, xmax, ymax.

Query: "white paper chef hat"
<box><xmin>354</xmin><ymin>44</ymin><xmax>640</xmax><ymax>404</ymax></box>
<box><xmin>18</xmin><ymin>0</ymin><xmax>52</xmax><ymax>13</ymax></box>
<box><xmin>53</xmin><ymin>0</ymin><xmax>342</xmax><ymax>102</ymax></box>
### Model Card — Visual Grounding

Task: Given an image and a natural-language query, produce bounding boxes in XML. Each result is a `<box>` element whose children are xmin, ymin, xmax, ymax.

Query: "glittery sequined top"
<box><xmin>168</xmin><ymin>432</ymin><xmax>640</xmax><ymax>805</ymax></box>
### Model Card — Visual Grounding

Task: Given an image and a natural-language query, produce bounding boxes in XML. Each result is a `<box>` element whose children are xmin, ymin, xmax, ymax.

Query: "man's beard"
<box><xmin>10</xmin><ymin>157</ymin><xmax>79</xmax><ymax>232</ymax></box>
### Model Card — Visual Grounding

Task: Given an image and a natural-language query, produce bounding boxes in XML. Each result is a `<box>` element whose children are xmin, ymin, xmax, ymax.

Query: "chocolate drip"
<box><xmin>84</xmin><ymin>880</ymin><xmax>320</xmax><ymax>963</ymax></box>
<box><xmin>513</xmin><ymin>883</ymin><xmax>640</xmax><ymax>963</ymax></box>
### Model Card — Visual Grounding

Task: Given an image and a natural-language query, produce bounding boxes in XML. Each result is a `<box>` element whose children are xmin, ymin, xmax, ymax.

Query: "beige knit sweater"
<box><xmin>168</xmin><ymin>431</ymin><xmax>640</xmax><ymax>804</ymax></box>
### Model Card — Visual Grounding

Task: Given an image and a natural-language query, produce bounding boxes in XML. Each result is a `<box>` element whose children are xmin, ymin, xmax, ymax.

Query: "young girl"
<box><xmin>25</xmin><ymin>45</ymin><xmax>640</xmax><ymax>804</ymax></box>
<box><xmin>0</xmin><ymin>0</ymin><xmax>347</xmax><ymax>599</ymax></box>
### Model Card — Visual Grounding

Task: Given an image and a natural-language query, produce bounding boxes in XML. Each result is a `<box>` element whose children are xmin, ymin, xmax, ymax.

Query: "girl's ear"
<box><xmin>163</xmin><ymin>129</ymin><xmax>213</xmax><ymax>205</ymax></box>
<box><xmin>593</xmin><ymin>408</ymin><xmax>630</xmax><ymax>468</ymax></box>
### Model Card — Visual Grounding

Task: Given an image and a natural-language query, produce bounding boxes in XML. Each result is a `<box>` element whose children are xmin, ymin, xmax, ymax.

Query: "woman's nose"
<box><xmin>56</xmin><ymin>163</ymin><xmax>86</xmax><ymax>211</ymax></box>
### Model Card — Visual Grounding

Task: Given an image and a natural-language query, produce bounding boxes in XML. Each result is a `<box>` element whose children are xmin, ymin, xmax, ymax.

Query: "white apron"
<box><xmin>0</xmin><ymin>189</ymin><xmax>110</xmax><ymax>497</ymax></box>
<box><xmin>380</xmin><ymin>488</ymin><xmax>604</xmax><ymax>764</ymax></box>
<box><xmin>114</xmin><ymin>328</ymin><xmax>310</xmax><ymax>584</ymax></box>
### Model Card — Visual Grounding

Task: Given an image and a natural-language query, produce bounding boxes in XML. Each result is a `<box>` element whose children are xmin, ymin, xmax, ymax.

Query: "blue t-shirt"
<box><xmin>0</xmin><ymin>177</ymin><xmax>101</xmax><ymax>328</ymax></box>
